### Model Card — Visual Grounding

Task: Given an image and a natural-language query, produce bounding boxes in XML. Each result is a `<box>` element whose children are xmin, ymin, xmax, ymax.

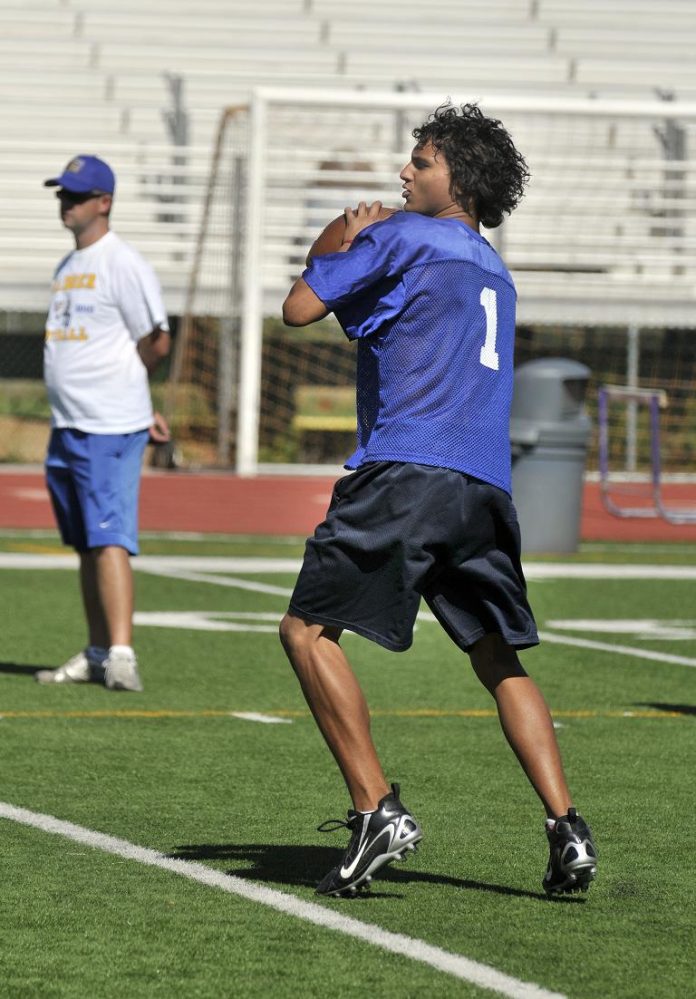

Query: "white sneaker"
<box><xmin>35</xmin><ymin>650</ymin><xmax>106</xmax><ymax>685</ymax></box>
<box><xmin>104</xmin><ymin>649</ymin><xmax>143</xmax><ymax>692</ymax></box>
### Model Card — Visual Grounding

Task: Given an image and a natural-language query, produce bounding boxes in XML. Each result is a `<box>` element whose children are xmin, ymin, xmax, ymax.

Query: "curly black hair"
<box><xmin>412</xmin><ymin>103</ymin><xmax>529</xmax><ymax>228</ymax></box>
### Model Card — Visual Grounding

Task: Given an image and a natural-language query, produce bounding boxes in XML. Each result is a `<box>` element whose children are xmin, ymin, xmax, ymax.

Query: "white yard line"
<box><xmin>523</xmin><ymin>564</ymin><xmax>696</xmax><ymax>580</ymax></box>
<box><xmin>0</xmin><ymin>802</ymin><xmax>565</xmax><ymax>999</ymax></box>
<box><xmin>137</xmin><ymin>556</ymin><xmax>302</xmax><ymax>574</ymax></box>
<box><xmin>136</xmin><ymin>565</ymin><xmax>293</xmax><ymax>597</ymax></box>
<box><xmin>4</xmin><ymin>552</ymin><xmax>696</xmax><ymax>667</ymax></box>
<box><xmin>133</xmin><ymin>611</ymin><xmax>281</xmax><ymax>632</ymax></box>
<box><xmin>228</xmin><ymin>712</ymin><xmax>293</xmax><ymax>724</ymax></box>
<box><xmin>539</xmin><ymin>631</ymin><xmax>696</xmax><ymax>668</ymax></box>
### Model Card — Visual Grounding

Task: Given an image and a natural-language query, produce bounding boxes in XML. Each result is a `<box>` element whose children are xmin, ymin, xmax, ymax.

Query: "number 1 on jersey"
<box><xmin>479</xmin><ymin>287</ymin><xmax>499</xmax><ymax>371</ymax></box>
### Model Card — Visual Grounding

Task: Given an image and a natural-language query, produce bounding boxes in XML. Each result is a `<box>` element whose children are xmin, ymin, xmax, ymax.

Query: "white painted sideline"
<box><xmin>0</xmin><ymin>802</ymin><xmax>565</xmax><ymax>999</ymax></box>
<box><xmin>0</xmin><ymin>554</ymin><xmax>302</xmax><ymax>573</ymax></box>
<box><xmin>3</xmin><ymin>553</ymin><xmax>696</xmax><ymax>581</ymax></box>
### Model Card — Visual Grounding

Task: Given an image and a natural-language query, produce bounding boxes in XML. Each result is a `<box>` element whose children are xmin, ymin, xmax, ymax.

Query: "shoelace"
<box><xmin>317</xmin><ymin>816</ymin><xmax>357</xmax><ymax>833</ymax></box>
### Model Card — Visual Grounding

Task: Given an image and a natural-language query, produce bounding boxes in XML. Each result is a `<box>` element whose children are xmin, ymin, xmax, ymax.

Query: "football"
<box><xmin>307</xmin><ymin>206</ymin><xmax>398</xmax><ymax>261</ymax></box>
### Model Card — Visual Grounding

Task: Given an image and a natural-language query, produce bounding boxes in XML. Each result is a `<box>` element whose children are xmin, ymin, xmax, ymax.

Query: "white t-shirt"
<box><xmin>44</xmin><ymin>230</ymin><xmax>169</xmax><ymax>434</ymax></box>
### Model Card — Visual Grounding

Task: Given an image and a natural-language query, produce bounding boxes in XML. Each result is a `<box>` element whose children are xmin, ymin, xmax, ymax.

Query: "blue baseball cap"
<box><xmin>44</xmin><ymin>155</ymin><xmax>115</xmax><ymax>195</ymax></box>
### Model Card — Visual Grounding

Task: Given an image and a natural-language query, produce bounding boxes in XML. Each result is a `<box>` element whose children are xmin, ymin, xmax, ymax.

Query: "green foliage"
<box><xmin>0</xmin><ymin>379</ymin><xmax>51</xmax><ymax>419</ymax></box>
<box><xmin>150</xmin><ymin>382</ymin><xmax>215</xmax><ymax>432</ymax></box>
<box><xmin>263</xmin><ymin>314</ymin><xmax>343</xmax><ymax>343</ymax></box>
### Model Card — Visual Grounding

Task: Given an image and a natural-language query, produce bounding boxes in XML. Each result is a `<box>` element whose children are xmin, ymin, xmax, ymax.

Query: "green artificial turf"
<box><xmin>1</xmin><ymin>541</ymin><xmax>695</xmax><ymax>997</ymax></box>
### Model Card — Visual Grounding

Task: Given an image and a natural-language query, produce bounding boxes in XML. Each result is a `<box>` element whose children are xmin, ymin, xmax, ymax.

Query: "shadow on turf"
<box><xmin>0</xmin><ymin>661</ymin><xmax>50</xmax><ymax>676</ymax></box>
<box><xmin>636</xmin><ymin>702</ymin><xmax>696</xmax><ymax>716</ymax></box>
<box><xmin>167</xmin><ymin>842</ymin><xmax>581</xmax><ymax>902</ymax></box>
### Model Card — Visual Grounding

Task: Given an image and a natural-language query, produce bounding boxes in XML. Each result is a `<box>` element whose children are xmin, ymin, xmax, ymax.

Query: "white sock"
<box><xmin>545</xmin><ymin>818</ymin><xmax>556</xmax><ymax>831</ymax></box>
<box><xmin>109</xmin><ymin>644</ymin><xmax>135</xmax><ymax>659</ymax></box>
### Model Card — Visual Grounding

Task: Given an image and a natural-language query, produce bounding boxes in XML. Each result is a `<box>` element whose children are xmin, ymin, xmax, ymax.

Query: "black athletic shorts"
<box><xmin>288</xmin><ymin>461</ymin><xmax>539</xmax><ymax>653</ymax></box>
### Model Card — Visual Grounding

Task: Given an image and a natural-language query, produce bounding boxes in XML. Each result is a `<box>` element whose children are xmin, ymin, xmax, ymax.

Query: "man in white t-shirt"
<box><xmin>35</xmin><ymin>154</ymin><xmax>171</xmax><ymax>692</ymax></box>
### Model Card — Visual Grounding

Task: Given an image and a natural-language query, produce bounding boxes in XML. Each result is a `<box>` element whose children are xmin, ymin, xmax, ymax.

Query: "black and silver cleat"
<box><xmin>316</xmin><ymin>783</ymin><xmax>423</xmax><ymax>897</ymax></box>
<box><xmin>543</xmin><ymin>807</ymin><xmax>597</xmax><ymax>896</ymax></box>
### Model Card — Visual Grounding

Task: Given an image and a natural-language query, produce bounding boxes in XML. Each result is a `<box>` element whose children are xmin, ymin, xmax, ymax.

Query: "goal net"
<box><xmin>168</xmin><ymin>89</ymin><xmax>696</xmax><ymax>475</ymax></box>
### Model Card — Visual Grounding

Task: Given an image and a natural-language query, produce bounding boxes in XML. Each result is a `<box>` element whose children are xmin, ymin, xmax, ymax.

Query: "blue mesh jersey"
<box><xmin>304</xmin><ymin>211</ymin><xmax>517</xmax><ymax>494</ymax></box>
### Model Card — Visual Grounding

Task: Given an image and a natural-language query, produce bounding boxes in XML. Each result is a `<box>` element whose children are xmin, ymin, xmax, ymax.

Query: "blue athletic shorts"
<box><xmin>289</xmin><ymin>461</ymin><xmax>539</xmax><ymax>653</ymax></box>
<box><xmin>45</xmin><ymin>428</ymin><xmax>149</xmax><ymax>554</ymax></box>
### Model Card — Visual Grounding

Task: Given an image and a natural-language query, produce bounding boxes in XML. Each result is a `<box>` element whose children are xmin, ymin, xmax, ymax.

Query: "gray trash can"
<box><xmin>510</xmin><ymin>358</ymin><xmax>591</xmax><ymax>553</ymax></box>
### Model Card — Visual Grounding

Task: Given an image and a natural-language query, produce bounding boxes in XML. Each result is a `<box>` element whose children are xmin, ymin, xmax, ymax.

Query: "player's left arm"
<box><xmin>113</xmin><ymin>248</ymin><xmax>171</xmax><ymax>372</ymax></box>
<box><xmin>148</xmin><ymin>407</ymin><xmax>171</xmax><ymax>443</ymax></box>
<box><xmin>136</xmin><ymin>328</ymin><xmax>172</xmax><ymax>441</ymax></box>
<box><xmin>306</xmin><ymin>202</ymin><xmax>396</xmax><ymax>264</ymax></box>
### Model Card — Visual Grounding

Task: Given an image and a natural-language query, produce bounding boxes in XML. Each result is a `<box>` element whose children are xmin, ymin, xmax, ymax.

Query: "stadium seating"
<box><xmin>1</xmin><ymin>0</ymin><xmax>696</xmax><ymax>315</ymax></box>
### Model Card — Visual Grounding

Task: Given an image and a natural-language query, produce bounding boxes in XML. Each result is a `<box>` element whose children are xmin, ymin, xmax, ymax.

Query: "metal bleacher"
<box><xmin>1</xmin><ymin>0</ymin><xmax>696</xmax><ymax>319</ymax></box>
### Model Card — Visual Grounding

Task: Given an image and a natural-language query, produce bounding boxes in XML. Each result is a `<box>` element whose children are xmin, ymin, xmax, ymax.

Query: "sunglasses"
<box><xmin>56</xmin><ymin>189</ymin><xmax>109</xmax><ymax>204</ymax></box>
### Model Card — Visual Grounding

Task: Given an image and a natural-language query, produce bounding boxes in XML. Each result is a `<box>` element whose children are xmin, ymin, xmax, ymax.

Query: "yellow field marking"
<box><xmin>0</xmin><ymin>708</ymin><xmax>687</xmax><ymax>720</ymax></box>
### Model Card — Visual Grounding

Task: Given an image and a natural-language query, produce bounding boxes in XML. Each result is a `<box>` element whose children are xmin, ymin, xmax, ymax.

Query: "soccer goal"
<box><xmin>167</xmin><ymin>88</ymin><xmax>696</xmax><ymax>475</ymax></box>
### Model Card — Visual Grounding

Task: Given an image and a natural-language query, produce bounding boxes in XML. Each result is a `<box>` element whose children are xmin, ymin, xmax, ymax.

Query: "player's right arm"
<box><xmin>282</xmin><ymin>278</ymin><xmax>330</xmax><ymax>327</ymax></box>
<box><xmin>284</xmin><ymin>202</ymin><xmax>393</xmax><ymax>327</ymax></box>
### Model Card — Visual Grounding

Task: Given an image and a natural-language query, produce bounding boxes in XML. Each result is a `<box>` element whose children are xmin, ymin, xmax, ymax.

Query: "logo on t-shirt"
<box><xmin>51</xmin><ymin>273</ymin><xmax>96</xmax><ymax>292</ymax></box>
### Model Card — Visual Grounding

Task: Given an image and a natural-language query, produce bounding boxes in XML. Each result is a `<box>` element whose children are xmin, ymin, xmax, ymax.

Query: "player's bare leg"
<box><xmin>470</xmin><ymin>633</ymin><xmax>597</xmax><ymax>894</ymax></box>
<box><xmin>86</xmin><ymin>545</ymin><xmax>143</xmax><ymax>692</ymax></box>
<box><xmin>279</xmin><ymin>612</ymin><xmax>389</xmax><ymax>811</ymax></box>
<box><xmin>280</xmin><ymin>612</ymin><xmax>422</xmax><ymax>896</ymax></box>
<box><xmin>469</xmin><ymin>633</ymin><xmax>571</xmax><ymax>819</ymax></box>
<box><xmin>90</xmin><ymin>545</ymin><xmax>134</xmax><ymax>646</ymax></box>
<box><xmin>80</xmin><ymin>551</ymin><xmax>110</xmax><ymax>648</ymax></box>
<box><xmin>35</xmin><ymin>552</ymin><xmax>116</xmax><ymax>685</ymax></box>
